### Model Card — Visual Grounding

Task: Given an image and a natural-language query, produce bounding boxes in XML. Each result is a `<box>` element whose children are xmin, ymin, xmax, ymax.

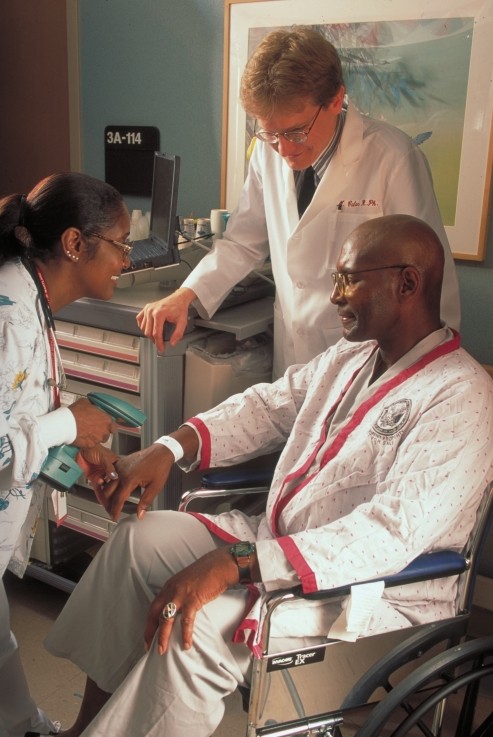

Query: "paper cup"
<box><xmin>210</xmin><ymin>208</ymin><xmax>229</xmax><ymax>239</ymax></box>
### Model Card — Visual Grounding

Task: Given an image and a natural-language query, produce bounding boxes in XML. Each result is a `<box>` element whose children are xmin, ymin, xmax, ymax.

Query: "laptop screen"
<box><xmin>121</xmin><ymin>151</ymin><xmax>181</xmax><ymax>278</ymax></box>
<box><xmin>150</xmin><ymin>152</ymin><xmax>180</xmax><ymax>249</ymax></box>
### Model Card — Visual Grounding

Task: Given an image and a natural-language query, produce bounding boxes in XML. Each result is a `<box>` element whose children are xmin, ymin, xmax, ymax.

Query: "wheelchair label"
<box><xmin>267</xmin><ymin>648</ymin><xmax>325</xmax><ymax>672</ymax></box>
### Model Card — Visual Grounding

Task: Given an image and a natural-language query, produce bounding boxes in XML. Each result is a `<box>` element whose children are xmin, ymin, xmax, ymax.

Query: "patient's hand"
<box><xmin>146</xmin><ymin>546</ymin><xmax>240</xmax><ymax>655</ymax></box>
<box><xmin>98</xmin><ymin>444</ymin><xmax>175</xmax><ymax>522</ymax></box>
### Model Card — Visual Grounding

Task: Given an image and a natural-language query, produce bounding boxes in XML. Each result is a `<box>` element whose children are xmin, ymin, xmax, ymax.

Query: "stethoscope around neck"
<box><xmin>22</xmin><ymin>257</ymin><xmax>67</xmax><ymax>398</ymax></box>
<box><xmin>23</xmin><ymin>257</ymin><xmax>55</xmax><ymax>329</ymax></box>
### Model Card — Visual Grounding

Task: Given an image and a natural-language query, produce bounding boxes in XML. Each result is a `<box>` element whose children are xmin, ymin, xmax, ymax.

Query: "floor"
<box><xmin>6</xmin><ymin>570</ymin><xmax>493</xmax><ymax>736</ymax></box>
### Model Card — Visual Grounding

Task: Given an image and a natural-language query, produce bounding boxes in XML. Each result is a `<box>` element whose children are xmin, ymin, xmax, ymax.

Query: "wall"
<box><xmin>78</xmin><ymin>1</ymin><xmax>493</xmax><ymax>577</ymax></box>
<box><xmin>79</xmin><ymin>0</ymin><xmax>224</xmax><ymax>220</ymax></box>
<box><xmin>0</xmin><ymin>1</ymin><xmax>73</xmax><ymax>195</ymax></box>
<box><xmin>78</xmin><ymin>0</ymin><xmax>493</xmax><ymax>360</ymax></box>
<box><xmin>456</xmin><ymin>216</ymin><xmax>493</xmax><ymax>364</ymax></box>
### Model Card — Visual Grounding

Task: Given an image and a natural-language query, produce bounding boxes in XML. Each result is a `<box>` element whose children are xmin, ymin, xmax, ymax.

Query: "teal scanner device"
<box><xmin>40</xmin><ymin>392</ymin><xmax>147</xmax><ymax>492</ymax></box>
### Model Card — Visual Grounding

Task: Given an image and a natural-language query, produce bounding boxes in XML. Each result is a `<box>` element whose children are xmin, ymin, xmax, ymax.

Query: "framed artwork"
<box><xmin>222</xmin><ymin>0</ymin><xmax>493</xmax><ymax>260</ymax></box>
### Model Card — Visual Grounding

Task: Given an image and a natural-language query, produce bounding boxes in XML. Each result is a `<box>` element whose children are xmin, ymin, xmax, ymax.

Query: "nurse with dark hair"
<box><xmin>0</xmin><ymin>172</ymin><xmax>131</xmax><ymax>737</ymax></box>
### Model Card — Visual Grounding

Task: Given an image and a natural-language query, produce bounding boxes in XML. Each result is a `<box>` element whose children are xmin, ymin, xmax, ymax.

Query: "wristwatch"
<box><xmin>230</xmin><ymin>541</ymin><xmax>256</xmax><ymax>584</ymax></box>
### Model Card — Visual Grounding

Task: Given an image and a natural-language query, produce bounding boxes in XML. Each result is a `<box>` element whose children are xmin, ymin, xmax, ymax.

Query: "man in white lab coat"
<box><xmin>45</xmin><ymin>215</ymin><xmax>491</xmax><ymax>737</ymax></box>
<box><xmin>137</xmin><ymin>28</ymin><xmax>460</xmax><ymax>377</ymax></box>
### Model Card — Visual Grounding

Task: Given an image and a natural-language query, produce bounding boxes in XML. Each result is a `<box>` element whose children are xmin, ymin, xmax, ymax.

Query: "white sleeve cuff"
<box><xmin>36</xmin><ymin>407</ymin><xmax>77</xmax><ymax>449</ymax></box>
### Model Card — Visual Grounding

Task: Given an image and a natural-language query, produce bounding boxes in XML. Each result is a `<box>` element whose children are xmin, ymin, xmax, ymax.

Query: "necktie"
<box><xmin>297</xmin><ymin>166</ymin><xmax>316</xmax><ymax>217</ymax></box>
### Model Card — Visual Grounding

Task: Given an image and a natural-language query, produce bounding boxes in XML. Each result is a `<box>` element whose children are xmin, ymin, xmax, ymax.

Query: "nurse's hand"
<box><xmin>136</xmin><ymin>287</ymin><xmax>197</xmax><ymax>353</ymax></box>
<box><xmin>98</xmin><ymin>444</ymin><xmax>175</xmax><ymax>521</ymax></box>
<box><xmin>69</xmin><ymin>397</ymin><xmax>117</xmax><ymax>448</ymax></box>
<box><xmin>145</xmin><ymin>546</ymin><xmax>240</xmax><ymax>655</ymax></box>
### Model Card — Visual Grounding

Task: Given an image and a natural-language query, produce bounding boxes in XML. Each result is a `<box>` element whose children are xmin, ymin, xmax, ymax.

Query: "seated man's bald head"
<box><xmin>332</xmin><ymin>215</ymin><xmax>446</xmax><ymax>365</ymax></box>
<box><xmin>344</xmin><ymin>214</ymin><xmax>444</xmax><ymax>313</ymax></box>
<box><xmin>351</xmin><ymin>213</ymin><xmax>443</xmax><ymax>266</ymax></box>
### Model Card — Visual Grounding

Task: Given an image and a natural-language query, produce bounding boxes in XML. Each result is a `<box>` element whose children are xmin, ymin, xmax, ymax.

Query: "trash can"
<box><xmin>183</xmin><ymin>332</ymin><xmax>273</xmax><ymax>419</ymax></box>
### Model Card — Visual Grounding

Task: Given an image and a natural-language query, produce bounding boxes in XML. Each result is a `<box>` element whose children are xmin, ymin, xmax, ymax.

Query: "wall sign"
<box><xmin>105</xmin><ymin>125</ymin><xmax>160</xmax><ymax>197</ymax></box>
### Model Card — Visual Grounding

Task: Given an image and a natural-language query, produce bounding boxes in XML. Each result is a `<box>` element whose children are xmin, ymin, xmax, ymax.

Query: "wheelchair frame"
<box><xmin>180</xmin><ymin>480</ymin><xmax>492</xmax><ymax>737</ymax></box>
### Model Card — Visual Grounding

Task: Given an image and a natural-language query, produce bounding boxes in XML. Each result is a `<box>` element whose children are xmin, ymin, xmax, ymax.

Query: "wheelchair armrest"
<box><xmin>263</xmin><ymin>551</ymin><xmax>467</xmax><ymax>604</ymax></box>
<box><xmin>201</xmin><ymin>467</ymin><xmax>275</xmax><ymax>490</ymax></box>
<box><xmin>179</xmin><ymin>485</ymin><xmax>269</xmax><ymax>512</ymax></box>
<box><xmin>179</xmin><ymin>468</ymin><xmax>273</xmax><ymax>513</ymax></box>
<box><xmin>259</xmin><ymin>550</ymin><xmax>469</xmax><ymax>650</ymax></box>
<box><xmin>301</xmin><ymin>550</ymin><xmax>468</xmax><ymax>600</ymax></box>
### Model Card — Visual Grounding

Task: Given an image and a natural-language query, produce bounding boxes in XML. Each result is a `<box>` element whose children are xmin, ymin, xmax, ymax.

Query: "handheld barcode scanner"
<box><xmin>40</xmin><ymin>392</ymin><xmax>147</xmax><ymax>492</ymax></box>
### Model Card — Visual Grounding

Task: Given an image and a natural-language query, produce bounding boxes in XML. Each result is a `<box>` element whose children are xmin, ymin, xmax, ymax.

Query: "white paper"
<box><xmin>51</xmin><ymin>489</ymin><xmax>67</xmax><ymax>527</ymax></box>
<box><xmin>328</xmin><ymin>580</ymin><xmax>385</xmax><ymax>642</ymax></box>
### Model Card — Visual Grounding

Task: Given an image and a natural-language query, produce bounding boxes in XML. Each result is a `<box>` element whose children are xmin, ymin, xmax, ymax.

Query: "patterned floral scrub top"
<box><xmin>0</xmin><ymin>259</ymin><xmax>64</xmax><ymax>576</ymax></box>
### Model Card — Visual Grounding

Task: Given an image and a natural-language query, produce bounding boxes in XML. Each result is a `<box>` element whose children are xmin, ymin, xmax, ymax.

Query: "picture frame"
<box><xmin>222</xmin><ymin>0</ymin><xmax>493</xmax><ymax>260</ymax></box>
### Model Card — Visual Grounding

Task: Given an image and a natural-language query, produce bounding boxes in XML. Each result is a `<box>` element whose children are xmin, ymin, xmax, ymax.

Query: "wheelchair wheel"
<box><xmin>341</xmin><ymin>618</ymin><xmax>467</xmax><ymax>711</ymax></box>
<box><xmin>355</xmin><ymin>636</ymin><xmax>493</xmax><ymax>737</ymax></box>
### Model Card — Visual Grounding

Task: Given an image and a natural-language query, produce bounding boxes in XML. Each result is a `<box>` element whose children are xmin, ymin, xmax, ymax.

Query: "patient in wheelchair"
<box><xmin>44</xmin><ymin>214</ymin><xmax>493</xmax><ymax>737</ymax></box>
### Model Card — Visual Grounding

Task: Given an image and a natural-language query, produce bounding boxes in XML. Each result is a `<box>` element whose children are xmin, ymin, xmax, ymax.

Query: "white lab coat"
<box><xmin>184</xmin><ymin>102</ymin><xmax>460</xmax><ymax>376</ymax></box>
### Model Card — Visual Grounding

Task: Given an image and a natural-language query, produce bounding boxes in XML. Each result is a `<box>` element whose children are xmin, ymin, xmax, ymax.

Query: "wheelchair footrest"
<box><xmin>255</xmin><ymin>710</ymin><xmax>343</xmax><ymax>737</ymax></box>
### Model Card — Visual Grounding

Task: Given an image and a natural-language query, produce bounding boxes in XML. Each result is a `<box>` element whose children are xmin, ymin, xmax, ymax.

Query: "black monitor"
<box><xmin>124</xmin><ymin>152</ymin><xmax>181</xmax><ymax>272</ymax></box>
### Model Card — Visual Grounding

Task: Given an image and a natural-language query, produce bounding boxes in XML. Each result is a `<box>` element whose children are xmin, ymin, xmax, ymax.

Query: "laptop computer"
<box><xmin>124</xmin><ymin>151</ymin><xmax>181</xmax><ymax>272</ymax></box>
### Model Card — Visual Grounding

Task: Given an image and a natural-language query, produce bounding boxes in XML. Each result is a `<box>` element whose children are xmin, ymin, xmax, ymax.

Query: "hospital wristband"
<box><xmin>154</xmin><ymin>435</ymin><xmax>184</xmax><ymax>463</ymax></box>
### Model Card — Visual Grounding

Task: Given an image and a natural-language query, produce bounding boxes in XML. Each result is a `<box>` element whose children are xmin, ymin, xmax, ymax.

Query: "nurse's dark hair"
<box><xmin>240</xmin><ymin>27</ymin><xmax>344</xmax><ymax>118</ymax></box>
<box><xmin>0</xmin><ymin>171</ymin><xmax>124</xmax><ymax>267</ymax></box>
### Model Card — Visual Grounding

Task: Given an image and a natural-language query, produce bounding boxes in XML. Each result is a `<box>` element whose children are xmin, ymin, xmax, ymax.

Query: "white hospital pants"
<box><xmin>45</xmin><ymin>512</ymin><xmax>253</xmax><ymax>737</ymax></box>
<box><xmin>0</xmin><ymin>580</ymin><xmax>58</xmax><ymax>737</ymax></box>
